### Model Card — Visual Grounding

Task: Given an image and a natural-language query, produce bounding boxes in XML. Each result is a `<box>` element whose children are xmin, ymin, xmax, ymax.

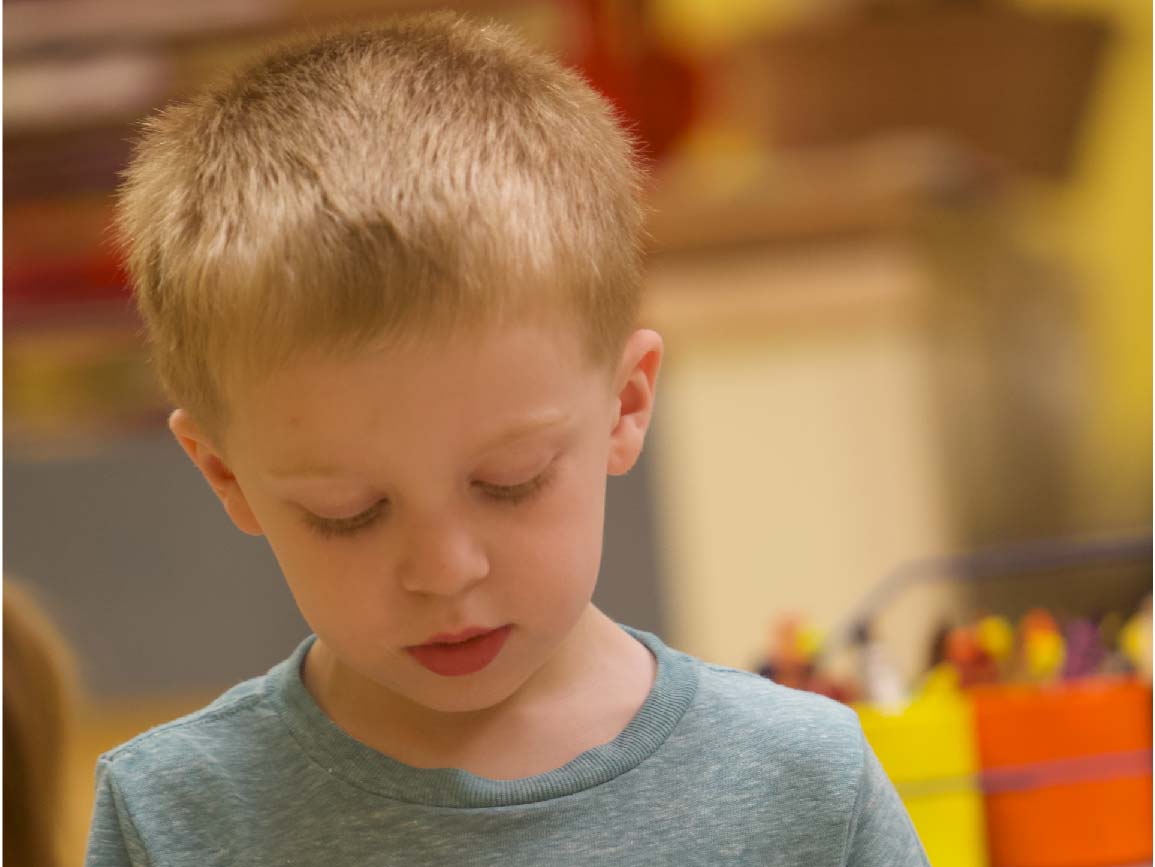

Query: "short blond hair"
<box><xmin>117</xmin><ymin>13</ymin><xmax>645</xmax><ymax>443</ymax></box>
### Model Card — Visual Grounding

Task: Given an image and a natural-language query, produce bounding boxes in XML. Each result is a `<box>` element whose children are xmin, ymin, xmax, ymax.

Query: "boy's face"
<box><xmin>172</xmin><ymin>321</ymin><xmax>661</xmax><ymax>719</ymax></box>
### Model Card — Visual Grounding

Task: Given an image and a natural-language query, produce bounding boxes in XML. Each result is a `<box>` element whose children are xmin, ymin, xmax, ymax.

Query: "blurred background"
<box><xmin>3</xmin><ymin>1</ymin><xmax>1151</xmax><ymax>865</ymax></box>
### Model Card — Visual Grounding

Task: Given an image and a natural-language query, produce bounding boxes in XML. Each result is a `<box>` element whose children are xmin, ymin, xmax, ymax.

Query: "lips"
<box><xmin>405</xmin><ymin>624</ymin><xmax>513</xmax><ymax>676</ymax></box>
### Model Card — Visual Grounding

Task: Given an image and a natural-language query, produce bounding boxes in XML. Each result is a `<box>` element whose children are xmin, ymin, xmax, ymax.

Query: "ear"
<box><xmin>607</xmin><ymin>329</ymin><xmax>664</xmax><ymax>476</ymax></box>
<box><xmin>169</xmin><ymin>409</ymin><xmax>264</xmax><ymax>536</ymax></box>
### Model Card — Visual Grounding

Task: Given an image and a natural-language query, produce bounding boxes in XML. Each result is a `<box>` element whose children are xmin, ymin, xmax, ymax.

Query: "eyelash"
<box><xmin>303</xmin><ymin>468</ymin><xmax>555</xmax><ymax>539</ymax></box>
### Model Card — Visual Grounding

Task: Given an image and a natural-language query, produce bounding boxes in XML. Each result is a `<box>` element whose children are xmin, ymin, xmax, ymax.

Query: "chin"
<box><xmin>406</xmin><ymin>671</ymin><xmax>527</xmax><ymax>714</ymax></box>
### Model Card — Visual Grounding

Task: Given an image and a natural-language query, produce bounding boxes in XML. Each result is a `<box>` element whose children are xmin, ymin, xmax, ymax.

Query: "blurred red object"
<box><xmin>566</xmin><ymin>0</ymin><xmax>700</xmax><ymax>166</ymax></box>
<box><xmin>945</xmin><ymin>626</ymin><xmax>999</xmax><ymax>687</ymax></box>
<box><xmin>5</xmin><ymin>198</ymin><xmax>130</xmax><ymax>317</ymax></box>
<box><xmin>5</xmin><ymin>256</ymin><xmax>129</xmax><ymax>307</ymax></box>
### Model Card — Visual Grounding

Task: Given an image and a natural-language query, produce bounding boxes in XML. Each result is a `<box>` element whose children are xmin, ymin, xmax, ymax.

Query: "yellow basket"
<box><xmin>855</xmin><ymin>690</ymin><xmax>988</xmax><ymax>867</ymax></box>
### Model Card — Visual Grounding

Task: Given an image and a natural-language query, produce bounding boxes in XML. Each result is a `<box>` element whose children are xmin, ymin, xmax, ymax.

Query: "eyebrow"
<box><xmin>266</xmin><ymin>411</ymin><xmax>571</xmax><ymax>480</ymax></box>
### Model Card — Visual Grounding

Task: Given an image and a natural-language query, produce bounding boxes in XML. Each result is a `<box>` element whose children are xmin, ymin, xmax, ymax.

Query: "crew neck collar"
<box><xmin>267</xmin><ymin>623</ymin><xmax>699</xmax><ymax>808</ymax></box>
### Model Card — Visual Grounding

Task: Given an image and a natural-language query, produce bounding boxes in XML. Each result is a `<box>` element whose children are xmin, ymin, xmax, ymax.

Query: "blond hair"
<box><xmin>4</xmin><ymin>581</ymin><xmax>77</xmax><ymax>867</ymax></box>
<box><xmin>116</xmin><ymin>13</ymin><xmax>646</xmax><ymax>443</ymax></box>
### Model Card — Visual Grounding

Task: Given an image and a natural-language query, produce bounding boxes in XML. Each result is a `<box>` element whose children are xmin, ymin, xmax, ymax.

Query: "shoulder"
<box><xmin>681</xmin><ymin>660</ymin><xmax>929</xmax><ymax>865</ymax></box>
<box><xmin>647</xmin><ymin>650</ymin><xmax>881</xmax><ymax>860</ymax></box>
<box><xmin>679</xmin><ymin>653</ymin><xmax>868</xmax><ymax>792</ymax></box>
<box><xmin>90</xmin><ymin>669</ymin><xmax>322</xmax><ymax>861</ymax></box>
<box><xmin>693</xmin><ymin>657</ymin><xmax>864</xmax><ymax>754</ymax></box>
<box><xmin>98</xmin><ymin>673</ymin><xmax>288</xmax><ymax>785</ymax></box>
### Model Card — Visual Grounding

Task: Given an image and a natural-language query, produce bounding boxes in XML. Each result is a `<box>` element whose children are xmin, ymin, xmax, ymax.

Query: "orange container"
<box><xmin>970</xmin><ymin>677</ymin><xmax>1152</xmax><ymax>867</ymax></box>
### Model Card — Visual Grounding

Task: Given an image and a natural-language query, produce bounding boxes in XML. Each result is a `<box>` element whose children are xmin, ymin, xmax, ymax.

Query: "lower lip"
<box><xmin>405</xmin><ymin>625</ymin><xmax>513</xmax><ymax>677</ymax></box>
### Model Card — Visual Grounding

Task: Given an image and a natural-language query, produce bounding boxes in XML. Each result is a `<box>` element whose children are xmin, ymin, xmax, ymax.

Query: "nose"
<box><xmin>395</xmin><ymin>509</ymin><xmax>490</xmax><ymax>597</ymax></box>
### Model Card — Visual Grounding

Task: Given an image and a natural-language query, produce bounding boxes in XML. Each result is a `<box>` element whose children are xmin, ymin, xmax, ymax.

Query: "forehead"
<box><xmin>226</xmin><ymin>322</ymin><xmax>611</xmax><ymax>470</ymax></box>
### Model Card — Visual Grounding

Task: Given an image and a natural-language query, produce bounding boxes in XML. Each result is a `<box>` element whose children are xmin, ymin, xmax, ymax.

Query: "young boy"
<box><xmin>87</xmin><ymin>14</ymin><xmax>928</xmax><ymax>866</ymax></box>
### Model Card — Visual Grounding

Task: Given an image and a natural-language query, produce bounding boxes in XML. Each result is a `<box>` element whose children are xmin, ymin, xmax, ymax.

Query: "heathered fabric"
<box><xmin>85</xmin><ymin>624</ymin><xmax>929</xmax><ymax>866</ymax></box>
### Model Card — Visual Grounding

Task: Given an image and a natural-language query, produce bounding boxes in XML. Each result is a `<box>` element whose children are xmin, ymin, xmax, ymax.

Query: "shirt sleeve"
<box><xmin>840</xmin><ymin>725</ymin><xmax>931</xmax><ymax>867</ymax></box>
<box><xmin>84</xmin><ymin>758</ymin><xmax>150</xmax><ymax>867</ymax></box>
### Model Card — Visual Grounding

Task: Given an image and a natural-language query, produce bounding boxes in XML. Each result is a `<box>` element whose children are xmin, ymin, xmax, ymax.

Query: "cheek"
<box><xmin>243</xmin><ymin>486</ymin><xmax>361</xmax><ymax>582</ymax></box>
<box><xmin>253</xmin><ymin>510</ymin><xmax>373</xmax><ymax>618</ymax></box>
<box><xmin>501</xmin><ymin>463</ymin><xmax>607</xmax><ymax>584</ymax></box>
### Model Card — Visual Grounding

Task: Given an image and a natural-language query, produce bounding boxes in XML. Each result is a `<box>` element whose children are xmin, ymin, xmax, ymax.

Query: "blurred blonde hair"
<box><xmin>4</xmin><ymin>580</ymin><xmax>77</xmax><ymax>867</ymax></box>
<box><xmin>116</xmin><ymin>13</ymin><xmax>646</xmax><ymax>445</ymax></box>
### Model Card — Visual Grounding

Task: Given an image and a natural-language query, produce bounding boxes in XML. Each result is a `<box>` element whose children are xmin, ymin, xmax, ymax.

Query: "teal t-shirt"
<box><xmin>85</xmin><ymin>624</ymin><xmax>929</xmax><ymax>866</ymax></box>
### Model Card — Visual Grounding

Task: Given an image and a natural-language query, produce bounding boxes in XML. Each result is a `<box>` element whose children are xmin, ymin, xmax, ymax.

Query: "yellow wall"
<box><xmin>1022</xmin><ymin>0</ymin><xmax>1152</xmax><ymax>530</ymax></box>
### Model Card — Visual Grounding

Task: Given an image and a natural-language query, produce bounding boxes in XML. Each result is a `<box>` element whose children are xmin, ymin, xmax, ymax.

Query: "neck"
<box><xmin>301</xmin><ymin>606</ymin><xmax>643</xmax><ymax>762</ymax></box>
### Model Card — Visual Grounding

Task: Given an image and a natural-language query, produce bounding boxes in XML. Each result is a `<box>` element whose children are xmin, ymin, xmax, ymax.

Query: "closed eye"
<box><xmin>303</xmin><ymin>500</ymin><xmax>387</xmax><ymax>538</ymax></box>
<box><xmin>475</xmin><ymin>467</ymin><xmax>554</xmax><ymax>504</ymax></box>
